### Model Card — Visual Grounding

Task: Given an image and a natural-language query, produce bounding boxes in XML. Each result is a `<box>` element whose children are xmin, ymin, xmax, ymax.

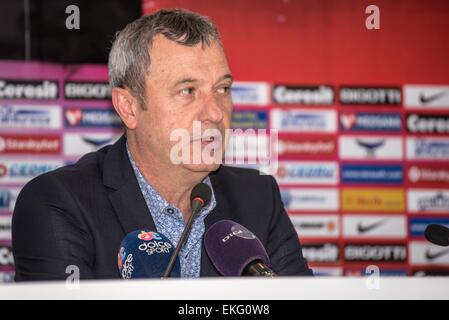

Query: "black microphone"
<box><xmin>425</xmin><ymin>224</ymin><xmax>449</xmax><ymax>247</ymax></box>
<box><xmin>162</xmin><ymin>182</ymin><xmax>212</xmax><ymax>278</ymax></box>
<box><xmin>204</xmin><ymin>219</ymin><xmax>276</xmax><ymax>277</ymax></box>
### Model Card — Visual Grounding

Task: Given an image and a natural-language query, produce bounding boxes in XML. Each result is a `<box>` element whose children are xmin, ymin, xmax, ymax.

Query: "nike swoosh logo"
<box><xmin>425</xmin><ymin>249</ymin><xmax>449</xmax><ymax>261</ymax></box>
<box><xmin>419</xmin><ymin>91</ymin><xmax>448</xmax><ymax>104</ymax></box>
<box><xmin>357</xmin><ymin>220</ymin><xmax>385</xmax><ymax>234</ymax></box>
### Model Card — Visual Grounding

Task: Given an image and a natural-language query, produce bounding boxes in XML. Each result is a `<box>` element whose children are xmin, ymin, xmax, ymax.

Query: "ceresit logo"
<box><xmin>301</xmin><ymin>243</ymin><xmax>340</xmax><ymax>263</ymax></box>
<box><xmin>137</xmin><ymin>231</ymin><xmax>162</xmax><ymax>241</ymax></box>
<box><xmin>270</xmin><ymin>109</ymin><xmax>337</xmax><ymax>133</ymax></box>
<box><xmin>339</xmin><ymin>136</ymin><xmax>403</xmax><ymax>160</ymax></box>
<box><xmin>0</xmin><ymin>105</ymin><xmax>61</xmax><ymax>129</ymax></box>
<box><xmin>406</xmin><ymin>113</ymin><xmax>449</xmax><ymax>134</ymax></box>
<box><xmin>275</xmin><ymin>161</ymin><xmax>338</xmax><ymax>185</ymax></box>
<box><xmin>272</xmin><ymin>85</ymin><xmax>334</xmax><ymax>105</ymax></box>
<box><xmin>231</xmin><ymin>82</ymin><xmax>270</xmax><ymax>106</ymax></box>
<box><xmin>341</xmin><ymin>188</ymin><xmax>405</xmax><ymax>213</ymax></box>
<box><xmin>0</xmin><ymin>79</ymin><xmax>58</xmax><ymax>100</ymax></box>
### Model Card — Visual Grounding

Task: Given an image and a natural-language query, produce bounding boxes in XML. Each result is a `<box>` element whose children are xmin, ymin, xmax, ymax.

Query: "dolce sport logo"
<box><xmin>138</xmin><ymin>240</ymin><xmax>173</xmax><ymax>255</ymax></box>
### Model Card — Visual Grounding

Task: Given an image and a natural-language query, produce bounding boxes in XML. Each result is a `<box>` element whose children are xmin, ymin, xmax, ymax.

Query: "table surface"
<box><xmin>1</xmin><ymin>277</ymin><xmax>449</xmax><ymax>300</ymax></box>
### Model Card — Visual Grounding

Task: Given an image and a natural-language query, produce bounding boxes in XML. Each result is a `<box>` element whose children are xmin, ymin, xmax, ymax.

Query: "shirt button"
<box><xmin>166</xmin><ymin>208</ymin><xmax>175</xmax><ymax>214</ymax></box>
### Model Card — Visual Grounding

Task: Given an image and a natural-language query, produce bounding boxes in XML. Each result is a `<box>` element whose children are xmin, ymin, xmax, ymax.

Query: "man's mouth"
<box><xmin>186</xmin><ymin>136</ymin><xmax>222</xmax><ymax>149</ymax></box>
<box><xmin>201</xmin><ymin>136</ymin><xmax>217</xmax><ymax>143</ymax></box>
<box><xmin>189</xmin><ymin>135</ymin><xmax>222</xmax><ymax>147</ymax></box>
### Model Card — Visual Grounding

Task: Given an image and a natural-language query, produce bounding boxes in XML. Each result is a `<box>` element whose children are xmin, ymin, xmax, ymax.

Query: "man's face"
<box><xmin>134</xmin><ymin>34</ymin><xmax>233</xmax><ymax>174</ymax></box>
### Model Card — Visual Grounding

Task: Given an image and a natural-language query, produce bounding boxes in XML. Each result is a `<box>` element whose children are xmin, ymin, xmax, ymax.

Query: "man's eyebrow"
<box><xmin>216</xmin><ymin>73</ymin><xmax>233</xmax><ymax>83</ymax></box>
<box><xmin>172</xmin><ymin>74</ymin><xmax>233</xmax><ymax>88</ymax></box>
<box><xmin>172</xmin><ymin>78</ymin><xmax>199</xmax><ymax>88</ymax></box>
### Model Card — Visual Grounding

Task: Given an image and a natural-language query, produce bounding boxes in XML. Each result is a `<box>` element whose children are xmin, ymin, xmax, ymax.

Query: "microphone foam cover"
<box><xmin>191</xmin><ymin>183</ymin><xmax>212</xmax><ymax>206</ymax></box>
<box><xmin>118</xmin><ymin>230</ymin><xmax>181</xmax><ymax>278</ymax></box>
<box><xmin>425</xmin><ymin>224</ymin><xmax>449</xmax><ymax>247</ymax></box>
<box><xmin>204</xmin><ymin>220</ymin><xmax>271</xmax><ymax>276</ymax></box>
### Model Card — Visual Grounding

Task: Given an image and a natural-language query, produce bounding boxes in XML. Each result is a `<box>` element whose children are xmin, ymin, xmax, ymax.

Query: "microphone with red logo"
<box><xmin>162</xmin><ymin>182</ymin><xmax>212</xmax><ymax>278</ymax></box>
<box><xmin>204</xmin><ymin>219</ymin><xmax>276</xmax><ymax>277</ymax></box>
<box><xmin>117</xmin><ymin>230</ymin><xmax>181</xmax><ymax>278</ymax></box>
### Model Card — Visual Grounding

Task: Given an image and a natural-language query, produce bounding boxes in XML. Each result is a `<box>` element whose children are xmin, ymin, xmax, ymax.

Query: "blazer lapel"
<box><xmin>103</xmin><ymin>135</ymin><xmax>156</xmax><ymax>234</ymax></box>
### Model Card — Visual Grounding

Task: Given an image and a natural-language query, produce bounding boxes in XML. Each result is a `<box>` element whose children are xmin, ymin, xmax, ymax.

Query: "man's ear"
<box><xmin>111</xmin><ymin>87</ymin><xmax>139</xmax><ymax>130</ymax></box>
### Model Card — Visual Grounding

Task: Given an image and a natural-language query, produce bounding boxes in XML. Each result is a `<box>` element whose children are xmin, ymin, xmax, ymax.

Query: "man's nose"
<box><xmin>199</xmin><ymin>94</ymin><xmax>225</xmax><ymax>124</ymax></box>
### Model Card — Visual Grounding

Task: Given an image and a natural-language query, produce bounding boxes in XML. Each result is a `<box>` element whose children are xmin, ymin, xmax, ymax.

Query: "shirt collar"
<box><xmin>125</xmin><ymin>142</ymin><xmax>216</xmax><ymax>220</ymax></box>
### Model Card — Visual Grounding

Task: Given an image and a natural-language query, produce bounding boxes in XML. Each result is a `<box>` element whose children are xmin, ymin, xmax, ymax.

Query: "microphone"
<box><xmin>425</xmin><ymin>224</ymin><xmax>449</xmax><ymax>247</ymax></box>
<box><xmin>204</xmin><ymin>219</ymin><xmax>276</xmax><ymax>277</ymax></box>
<box><xmin>162</xmin><ymin>182</ymin><xmax>212</xmax><ymax>278</ymax></box>
<box><xmin>118</xmin><ymin>230</ymin><xmax>181</xmax><ymax>279</ymax></box>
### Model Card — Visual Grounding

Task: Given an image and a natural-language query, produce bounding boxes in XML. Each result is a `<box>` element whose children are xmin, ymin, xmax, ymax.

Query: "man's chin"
<box><xmin>182</xmin><ymin>162</ymin><xmax>221</xmax><ymax>174</ymax></box>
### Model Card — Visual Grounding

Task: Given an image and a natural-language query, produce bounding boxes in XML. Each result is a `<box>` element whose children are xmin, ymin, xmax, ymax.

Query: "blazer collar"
<box><xmin>102</xmin><ymin>135</ymin><xmax>157</xmax><ymax>234</ymax></box>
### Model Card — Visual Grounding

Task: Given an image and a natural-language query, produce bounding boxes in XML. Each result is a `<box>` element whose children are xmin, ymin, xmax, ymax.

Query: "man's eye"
<box><xmin>180</xmin><ymin>87</ymin><xmax>195</xmax><ymax>95</ymax></box>
<box><xmin>217</xmin><ymin>86</ymin><xmax>231</xmax><ymax>94</ymax></box>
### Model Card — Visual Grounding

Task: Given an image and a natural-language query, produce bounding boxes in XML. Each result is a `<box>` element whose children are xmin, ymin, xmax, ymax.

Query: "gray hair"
<box><xmin>108</xmin><ymin>8</ymin><xmax>222</xmax><ymax>109</ymax></box>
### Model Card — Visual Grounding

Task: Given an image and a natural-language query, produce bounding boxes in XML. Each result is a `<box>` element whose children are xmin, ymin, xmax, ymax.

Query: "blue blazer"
<box><xmin>12</xmin><ymin>135</ymin><xmax>312</xmax><ymax>280</ymax></box>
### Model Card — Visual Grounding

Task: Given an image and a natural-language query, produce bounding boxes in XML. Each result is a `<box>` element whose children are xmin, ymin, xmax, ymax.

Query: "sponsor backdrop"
<box><xmin>1</xmin><ymin>0</ymin><xmax>449</xmax><ymax>281</ymax></box>
<box><xmin>0</xmin><ymin>62</ymin><xmax>123</xmax><ymax>282</ymax></box>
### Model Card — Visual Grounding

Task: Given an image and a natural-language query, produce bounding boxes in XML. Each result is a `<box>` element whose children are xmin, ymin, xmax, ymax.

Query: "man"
<box><xmin>12</xmin><ymin>9</ymin><xmax>312</xmax><ymax>280</ymax></box>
